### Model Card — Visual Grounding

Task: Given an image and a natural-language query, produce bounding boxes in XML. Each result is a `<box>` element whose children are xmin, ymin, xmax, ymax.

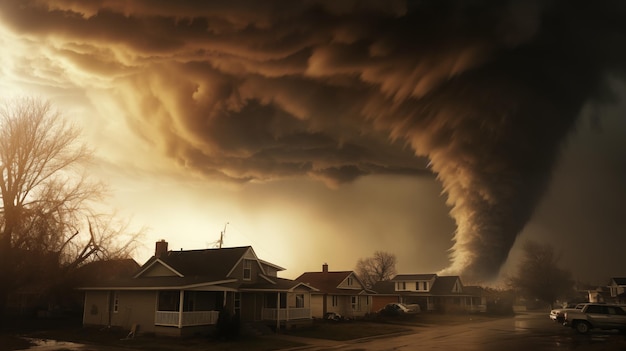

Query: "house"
<box><xmin>80</xmin><ymin>241</ymin><xmax>317</xmax><ymax>336</ymax></box>
<box><xmin>372</xmin><ymin>274</ymin><xmax>484</xmax><ymax>313</ymax></box>
<box><xmin>295</xmin><ymin>263</ymin><xmax>375</xmax><ymax>319</ymax></box>
<box><xmin>6</xmin><ymin>250</ymin><xmax>139</xmax><ymax>317</ymax></box>
<box><xmin>369</xmin><ymin>280</ymin><xmax>401</xmax><ymax>312</ymax></box>
<box><xmin>608</xmin><ymin>278</ymin><xmax>626</xmax><ymax>304</ymax></box>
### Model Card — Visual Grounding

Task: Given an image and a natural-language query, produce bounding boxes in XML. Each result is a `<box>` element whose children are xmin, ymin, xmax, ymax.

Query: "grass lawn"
<box><xmin>2</xmin><ymin>313</ymin><xmax>509</xmax><ymax>350</ymax></box>
<box><xmin>282</xmin><ymin>312</ymin><xmax>509</xmax><ymax>341</ymax></box>
<box><xmin>284</xmin><ymin>320</ymin><xmax>412</xmax><ymax>341</ymax></box>
<box><xmin>5</xmin><ymin>327</ymin><xmax>304</xmax><ymax>351</ymax></box>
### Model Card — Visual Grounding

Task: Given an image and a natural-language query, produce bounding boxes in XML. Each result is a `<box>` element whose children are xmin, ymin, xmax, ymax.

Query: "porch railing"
<box><xmin>155</xmin><ymin>310</ymin><xmax>220</xmax><ymax>327</ymax></box>
<box><xmin>262</xmin><ymin>308</ymin><xmax>310</xmax><ymax>321</ymax></box>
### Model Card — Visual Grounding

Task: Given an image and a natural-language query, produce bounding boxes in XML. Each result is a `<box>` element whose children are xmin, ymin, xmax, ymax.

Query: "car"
<box><xmin>564</xmin><ymin>303</ymin><xmax>626</xmax><ymax>334</ymax></box>
<box><xmin>549</xmin><ymin>303</ymin><xmax>586</xmax><ymax>323</ymax></box>
<box><xmin>378</xmin><ymin>302</ymin><xmax>421</xmax><ymax>317</ymax></box>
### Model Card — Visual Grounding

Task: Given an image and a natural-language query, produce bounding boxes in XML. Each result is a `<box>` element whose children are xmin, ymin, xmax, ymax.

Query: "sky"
<box><xmin>0</xmin><ymin>0</ymin><xmax>625</xmax><ymax>285</ymax></box>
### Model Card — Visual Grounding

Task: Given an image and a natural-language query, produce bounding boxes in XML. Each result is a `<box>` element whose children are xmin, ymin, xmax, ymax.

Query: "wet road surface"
<box><xmin>291</xmin><ymin>312</ymin><xmax>626</xmax><ymax>351</ymax></box>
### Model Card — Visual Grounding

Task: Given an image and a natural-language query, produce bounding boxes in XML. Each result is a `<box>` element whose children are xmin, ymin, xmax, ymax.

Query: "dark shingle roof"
<box><xmin>392</xmin><ymin>274</ymin><xmax>437</xmax><ymax>281</ymax></box>
<box><xmin>74</xmin><ymin>258</ymin><xmax>140</xmax><ymax>284</ymax></box>
<box><xmin>371</xmin><ymin>281</ymin><xmax>397</xmax><ymax>295</ymax></box>
<box><xmin>430</xmin><ymin>276</ymin><xmax>462</xmax><ymax>294</ymax></box>
<box><xmin>295</xmin><ymin>271</ymin><xmax>360</xmax><ymax>294</ymax></box>
<box><xmin>82</xmin><ymin>247</ymin><xmax>252</xmax><ymax>289</ymax></box>
<box><xmin>155</xmin><ymin>246</ymin><xmax>251</xmax><ymax>278</ymax></box>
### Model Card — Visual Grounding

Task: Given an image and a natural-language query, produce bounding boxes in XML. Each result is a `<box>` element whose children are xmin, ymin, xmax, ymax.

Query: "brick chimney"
<box><xmin>155</xmin><ymin>240</ymin><xmax>168</xmax><ymax>258</ymax></box>
<box><xmin>322</xmin><ymin>263</ymin><xmax>328</xmax><ymax>273</ymax></box>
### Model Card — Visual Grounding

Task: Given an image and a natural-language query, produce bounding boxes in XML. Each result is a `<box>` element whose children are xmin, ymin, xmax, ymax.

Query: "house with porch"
<box><xmin>608</xmin><ymin>277</ymin><xmax>626</xmax><ymax>304</ymax></box>
<box><xmin>295</xmin><ymin>263</ymin><xmax>375</xmax><ymax>319</ymax></box>
<box><xmin>372</xmin><ymin>274</ymin><xmax>484</xmax><ymax>313</ymax></box>
<box><xmin>80</xmin><ymin>241</ymin><xmax>316</xmax><ymax>336</ymax></box>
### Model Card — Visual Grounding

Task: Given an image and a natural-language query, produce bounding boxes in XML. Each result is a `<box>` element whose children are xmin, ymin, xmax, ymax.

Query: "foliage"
<box><xmin>509</xmin><ymin>240</ymin><xmax>574</xmax><ymax>308</ymax></box>
<box><xmin>355</xmin><ymin>251</ymin><xmax>397</xmax><ymax>288</ymax></box>
<box><xmin>0</xmin><ymin>97</ymin><xmax>142</xmax><ymax>315</ymax></box>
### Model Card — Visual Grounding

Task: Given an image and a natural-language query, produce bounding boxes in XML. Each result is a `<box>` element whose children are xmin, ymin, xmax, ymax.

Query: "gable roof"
<box><xmin>296</xmin><ymin>271</ymin><xmax>364</xmax><ymax>295</ymax></box>
<box><xmin>371</xmin><ymin>281</ymin><xmax>397</xmax><ymax>295</ymax></box>
<box><xmin>610</xmin><ymin>278</ymin><xmax>626</xmax><ymax>286</ymax></box>
<box><xmin>430</xmin><ymin>276</ymin><xmax>462</xmax><ymax>294</ymax></box>
<box><xmin>392</xmin><ymin>274</ymin><xmax>437</xmax><ymax>281</ymax></box>
<box><xmin>136</xmin><ymin>246</ymin><xmax>252</xmax><ymax>280</ymax></box>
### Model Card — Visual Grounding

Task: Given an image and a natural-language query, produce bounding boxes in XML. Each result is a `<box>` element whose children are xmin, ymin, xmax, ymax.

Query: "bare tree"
<box><xmin>509</xmin><ymin>240</ymin><xmax>574</xmax><ymax>309</ymax></box>
<box><xmin>355</xmin><ymin>251</ymin><xmax>397</xmax><ymax>288</ymax></box>
<box><xmin>0</xmin><ymin>97</ymin><xmax>141</xmax><ymax>317</ymax></box>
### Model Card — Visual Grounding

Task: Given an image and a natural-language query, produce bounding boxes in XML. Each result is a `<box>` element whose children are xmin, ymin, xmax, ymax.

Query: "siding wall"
<box><xmin>310</xmin><ymin>295</ymin><xmax>324</xmax><ymax>318</ymax></box>
<box><xmin>142</xmin><ymin>264</ymin><xmax>177</xmax><ymax>277</ymax></box>
<box><xmin>83</xmin><ymin>290</ymin><xmax>158</xmax><ymax>333</ymax></box>
<box><xmin>83</xmin><ymin>291</ymin><xmax>111</xmax><ymax>327</ymax></box>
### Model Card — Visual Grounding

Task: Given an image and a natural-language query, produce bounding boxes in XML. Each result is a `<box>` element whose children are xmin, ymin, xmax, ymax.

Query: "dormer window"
<box><xmin>243</xmin><ymin>259</ymin><xmax>252</xmax><ymax>280</ymax></box>
<box><xmin>423</xmin><ymin>282</ymin><xmax>428</xmax><ymax>291</ymax></box>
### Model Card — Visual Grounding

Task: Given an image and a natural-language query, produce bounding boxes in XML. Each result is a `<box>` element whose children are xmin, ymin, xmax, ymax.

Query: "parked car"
<box><xmin>378</xmin><ymin>303</ymin><xmax>421</xmax><ymax>317</ymax></box>
<box><xmin>549</xmin><ymin>303</ymin><xmax>586</xmax><ymax>323</ymax></box>
<box><xmin>564</xmin><ymin>303</ymin><xmax>626</xmax><ymax>334</ymax></box>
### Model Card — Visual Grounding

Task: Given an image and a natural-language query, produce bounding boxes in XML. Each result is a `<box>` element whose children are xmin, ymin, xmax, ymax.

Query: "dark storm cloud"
<box><xmin>1</xmin><ymin>0</ymin><xmax>625</xmax><ymax>281</ymax></box>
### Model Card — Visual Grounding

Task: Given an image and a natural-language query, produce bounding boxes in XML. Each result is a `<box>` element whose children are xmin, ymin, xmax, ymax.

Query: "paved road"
<box><xmin>283</xmin><ymin>312</ymin><xmax>626</xmax><ymax>351</ymax></box>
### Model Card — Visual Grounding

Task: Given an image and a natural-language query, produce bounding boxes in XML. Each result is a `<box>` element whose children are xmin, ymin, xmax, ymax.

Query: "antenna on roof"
<box><xmin>214</xmin><ymin>222</ymin><xmax>229</xmax><ymax>249</ymax></box>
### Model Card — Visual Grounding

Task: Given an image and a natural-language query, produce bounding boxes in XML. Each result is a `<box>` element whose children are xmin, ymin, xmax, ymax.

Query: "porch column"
<box><xmin>276</xmin><ymin>293</ymin><xmax>280</xmax><ymax>331</ymax></box>
<box><xmin>286</xmin><ymin>293</ymin><xmax>290</xmax><ymax>322</ymax></box>
<box><xmin>178</xmin><ymin>290</ymin><xmax>184</xmax><ymax>328</ymax></box>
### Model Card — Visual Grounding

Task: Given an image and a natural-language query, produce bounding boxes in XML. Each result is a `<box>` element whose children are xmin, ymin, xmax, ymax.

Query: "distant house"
<box><xmin>369</xmin><ymin>281</ymin><xmax>401</xmax><ymax>312</ymax></box>
<box><xmin>372</xmin><ymin>274</ymin><xmax>484</xmax><ymax>313</ymax></box>
<box><xmin>295</xmin><ymin>263</ymin><xmax>375</xmax><ymax>319</ymax></box>
<box><xmin>608</xmin><ymin>278</ymin><xmax>626</xmax><ymax>304</ymax></box>
<box><xmin>80</xmin><ymin>241</ymin><xmax>316</xmax><ymax>336</ymax></box>
<box><xmin>6</xmin><ymin>251</ymin><xmax>139</xmax><ymax>317</ymax></box>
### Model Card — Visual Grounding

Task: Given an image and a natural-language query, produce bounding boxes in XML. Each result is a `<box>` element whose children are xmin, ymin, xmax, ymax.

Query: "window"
<box><xmin>234</xmin><ymin>293</ymin><xmax>241</xmax><ymax>314</ymax></box>
<box><xmin>351</xmin><ymin>296</ymin><xmax>359</xmax><ymax>311</ymax></box>
<box><xmin>332</xmin><ymin>295</ymin><xmax>339</xmax><ymax>307</ymax></box>
<box><xmin>264</xmin><ymin>293</ymin><xmax>286</xmax><ymax>308</ymax></box>
<box><xmin>402</xmin><ymin>282</ymin><xmax>406</xmax><ymax>290</ymax></box>
<box><xmin>347</xmin><ymin>277</ymin><xmax>353</xmax><ymax>286</ymax></box>
<box><xmin>113</xmin><ymin>291</ymin><xmax>119</xmax><ymax>313</ymax></box>
<box><xmin>183</xmin><ymin>291</ymin><xmax>219</xmax><ymax>311</ymax></box>
<box><xmin>296</xmin><ymin>294</ymin><xmax>304</xmax><ymax>308</ymax></box>
<box><xmin>243</xmin><ymin>259</ymin><xmax>252</xmax><ymax>280</ymax></box>
<box><xmin>423</xmin><ymin>282</ymin><xmax>428</xmax><ymax>291</ymax></box>
<box><xmin>585</xmin><ymin>305</ymin><xmax>603</xmax><ymax>314</ymax></box>
<box><xmin>158</xmin><ymin>291</ymin><xmax>180</xmax><ymax>311</ymax></box>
